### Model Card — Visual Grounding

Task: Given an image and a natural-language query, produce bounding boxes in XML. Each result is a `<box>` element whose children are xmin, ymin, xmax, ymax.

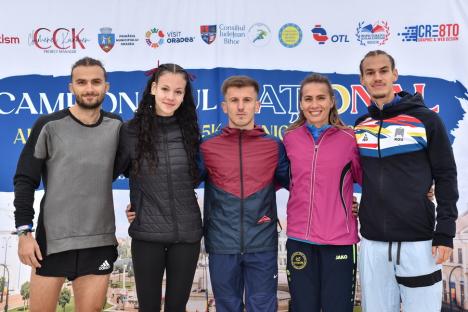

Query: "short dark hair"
<box><xmin>359</xmin><ymin>50</ymin><xmax>395</xmax><ymax>75</ymax></box>
<box><xmin>221</xmin><ymin>75</ymin><xmax>259</xmax><ymax>96</ymax></box>
<box><xmin>71</xmin><ymin>57</ymin><xmax>107</xmax><ymax>80</ymax></box>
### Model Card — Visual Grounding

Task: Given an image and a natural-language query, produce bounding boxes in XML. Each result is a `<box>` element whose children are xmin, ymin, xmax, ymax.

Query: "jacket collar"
<box><xmin>221</xmin><ymin>125</ymin><xmax>266</xmax><ymax>137</ymax></box>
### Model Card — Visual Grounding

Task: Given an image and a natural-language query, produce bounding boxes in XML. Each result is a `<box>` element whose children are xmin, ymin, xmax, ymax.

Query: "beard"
<box><xmin>75</xmin><ymin>93</ymin><xmax>105</xmax><ymax>110</ymax></box>
<box><xmin>371</xmin><ymin>93</ymin><xmax>388</xmax><ymax>99</ymax></box>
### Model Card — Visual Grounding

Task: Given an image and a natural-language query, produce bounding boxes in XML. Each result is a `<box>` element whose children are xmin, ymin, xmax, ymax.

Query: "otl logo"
<box><xmin>30</xmin><ymin>27</ymin><xmax>90</xmax><ymax>50</ymax></box>
<box><xmin>311</xmin><ymin>25</ymin><xmax>350</xmax><ymax>44</ymax></box>
<box><xmin>311</xmin><ymin>25</ymin><xmax>328</xmax><ymax>44</ymax></box>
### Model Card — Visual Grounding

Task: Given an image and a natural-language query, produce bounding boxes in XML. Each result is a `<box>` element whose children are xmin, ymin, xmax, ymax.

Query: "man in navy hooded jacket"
<box><xmin>355</xmin><ymin>50</ymin><xmax>458</xmax><ymax>312</ymax></box>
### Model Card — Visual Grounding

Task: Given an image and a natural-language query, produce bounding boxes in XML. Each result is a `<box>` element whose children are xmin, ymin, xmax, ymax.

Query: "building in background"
<box><xmin>442</xmin><ymin>211</ymin><xmax>468</xmax><ymax>310</ymax></box>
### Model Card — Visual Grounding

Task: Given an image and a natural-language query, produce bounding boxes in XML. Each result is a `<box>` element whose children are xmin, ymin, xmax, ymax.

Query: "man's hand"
<box><xmin>352</xmin><ymin>196</ymin><xmax>359</xmax><ymax>217</ymax></box>
<box><xmin>427</xmin><ymin>185</ymin><xmax>435</xmax><ymax>201</ymax></box>
<box><xmin>432</xmin><ymin>245</ymin><xmax>452</xmax><ymax>264</ymax></box>
<box><xmin>126</xmin><ymin>204</ymin><xmax>136</xmax><ymax>223</ymax></box>
<box><xmin>18</xmin><ymin>233</ymin><xmax>42</xmax><ymax>268</ymax></box>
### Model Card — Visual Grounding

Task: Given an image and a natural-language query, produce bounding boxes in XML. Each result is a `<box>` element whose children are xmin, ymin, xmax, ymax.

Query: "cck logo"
<box><xmin>98</xmin><ymin>27</ymin><xmax>115</xmax><ymax>53</ymax></box>
<box><xmin>398</xmin><ymin>23</ymin><xmax>459</xmax><ymax>43</ymax></box>
<box><xmin>200</xmin><ymin>25</ymin><xmax>217</xmax><ymax>44</ymax></box>
<box><xmin>31</xmin><ymin>27</ymin><xmax>90</xmax><ymax>51</ymax></box>
<box><xmin>355</xmin><ymin>21</ymin><xmax>390</xmax><ymax>46</ymax></box>
<box><xmin>311</xmin><ymin>25</ymin><xmax>350</xmax><ymax>44</ymax></box>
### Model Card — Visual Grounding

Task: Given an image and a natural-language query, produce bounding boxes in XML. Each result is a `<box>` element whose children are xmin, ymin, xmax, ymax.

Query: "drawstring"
<box><xmin>388</xmin><ymin>242</ymin><xmax>392</xmax><ymax>262</ymax></box>
<box><xmin>388</xmin><ymin>241</ymin><xmax>402</xmax><ymax>265</ymax></box>
<box><xmin>396</xmin><ymin>242</ymin><xmax>402</xmax><ymax>265</ymax></box>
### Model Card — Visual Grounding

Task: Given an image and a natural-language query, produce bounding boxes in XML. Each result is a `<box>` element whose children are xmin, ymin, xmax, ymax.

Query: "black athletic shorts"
<box><xmin>36</xmin><ymin>245</ymin><xmax>118</xmax><ymax>281</ymax></box>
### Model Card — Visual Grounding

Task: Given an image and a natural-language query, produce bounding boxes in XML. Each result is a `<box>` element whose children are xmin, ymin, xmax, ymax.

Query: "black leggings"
<box><xmin>131</xmin><ymin>239</ymin><xmax>200</xmax><ymax>312</ymax></box>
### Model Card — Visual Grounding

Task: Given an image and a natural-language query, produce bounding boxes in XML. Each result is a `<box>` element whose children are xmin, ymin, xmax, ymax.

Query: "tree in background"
<box><xmin>58</xmin><ymin>287</ymin><xmax>71</xmax><ymax>312</ymax></box>
<box><xmin>0</xmin><ymin>276</ymin><xmax>4</xmax><ymax>292</ymax></box>
<box><xmin>20</xmin><ymin>281</ymin><xmax>30</xmax><ymax>310</ymax></box>
<box><xmin>127</xmin><ymin>266</ymin><xmax>134</xmax><ymax>278</ymax></box>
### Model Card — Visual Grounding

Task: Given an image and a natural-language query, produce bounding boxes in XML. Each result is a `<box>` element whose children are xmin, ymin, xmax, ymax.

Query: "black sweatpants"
<box><xmin>286</xmin><ymin>239</ymin><xmax>357</xmax><ymax>312</ymax></box>
<box><xmin>131</xmin><ymin>239</ymin><xmax>200</xmax><ymax>312</ymax></box>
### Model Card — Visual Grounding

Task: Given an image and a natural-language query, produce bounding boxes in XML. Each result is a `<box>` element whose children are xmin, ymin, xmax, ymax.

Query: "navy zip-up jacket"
<box><xmin>199</xmin><ymin>126</ymin><xmax>289</xmax><ymax>254</ymax></box>
<box><xmin>354</xmin><ymin>91</ymin><xmax>458</xmax><ymax>247</ymax></box>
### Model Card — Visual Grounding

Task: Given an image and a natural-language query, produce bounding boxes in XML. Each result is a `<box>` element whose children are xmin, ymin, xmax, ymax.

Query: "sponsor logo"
<box><xmin>145</xmin><ymin>28</ymin><xmax>165</xmax><ymax>48</ymax></box>
<box><xmin>0</xmin><ymin>34</ymin><xmax>20</xmax><ymax>45</ymax></box>
<box><xmin>398</xmin><ymin>23</ymin><xmax>459</xmax><ymax>42</ymax></box>
<box><xmin>311</xmin><ymin>24</ymin><xmax>350</xmax><ymax>44</ymax></box>
<box><xmin>98</xmin><ymin>27</ymin><xmax>115</xmax><ymax>53</ymax></box>
<box><xmin>290</xmin><ymin>251</ymin><xmax>307</xmax><ymax>269</ymax></box>
<box><xmin>219</xmin><ymin>24</ymin><xmax>246</xmax><ymax>45</ymax></box>
<box><xmin>394</xmin><ymin>127</ymin><xmax>405</xmax><ymax>141</ymax></box>
<box><xmin>248</xmin><ymin>23</ymin><xmax>271</xmax><ymax>47</ymax></box>
<box><xmin>166</xmin><ymin>30</ymin><xmax>195</xmax><ymax>44</ymax></box>
<box><xmin>29</xmin><ymin>27</ymin><xmax>90</xmax><ymax>53</ymax></box>
<box><xmin>335</xmin><ymin>254</ymin><xmax>348</xmax><ymax>260</ymax></box>
<box><xmin>257</xmin><ymin>215</ymin><xmax>272</xmax><ymax>224</ymax></box>
<box><xmin>279</xmin><ymin>23</ymin><xmax>302</xmax><ymax>48</ymax></box>
<box><xmin>311</xmin><ymin>24</ymin><xmax>328</xmax><ymax>44</ymax></box>
<box><xmin>98</xmin><ymin>260</ymin><xmax>111</xmax><ymax>271</ymax></box>
<box><xmin>116</xmin><ymin>33</ymin><xmax>140</xmax><ymax>46</ymax></box>
<box><xmin>355</xmin><ymin>21</ymin><xmax>390</xmax><ymax>46</ymax></box>
<box><xmin>146</xmin><ymin>27</ymin><xmax>195</xmax><ymax>48</ymax></box>
<box><xmin>97</xmin><ymin>27</ymin><xmax>140</xmax><ymax>51</ymax></box>
<box><xmin>273</xmin><ymin>274</ymin><xmax>278</xmax><ymax>279</ymax></box>
<box><xmin>200</xmin><ymin>25</ymin><xmax>217</xmax><ymax>44</ymax></box>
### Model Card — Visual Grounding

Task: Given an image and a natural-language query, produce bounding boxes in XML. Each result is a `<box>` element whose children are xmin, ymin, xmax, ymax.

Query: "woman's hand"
<box><xmin>126</xmin><ymin>204</ymin><xmax>136</xmax><ymax>223</ymax></box>
<box><xmin>352</xmin><ymin>196</ymin><xmax>359</xmax><ymax>217</ymax></box>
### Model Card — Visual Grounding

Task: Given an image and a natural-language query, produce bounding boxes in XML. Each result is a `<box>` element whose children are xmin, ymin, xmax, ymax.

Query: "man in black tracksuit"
<box><xmin>354</xmin><ymin>50</ymin><xmax>458</xmax><ymax>312</ymax></box>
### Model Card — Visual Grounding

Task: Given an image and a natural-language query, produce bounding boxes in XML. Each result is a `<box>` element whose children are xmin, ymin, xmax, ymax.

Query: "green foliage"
<box><xmin>58</xmin><ymin>287</ymin><xmax>71</xmax><ymax>311</ymax></box>
<box><xmin>20</xmin><ymin>281</ymin><xmax>30</xmax><ymax>301</ymax></box>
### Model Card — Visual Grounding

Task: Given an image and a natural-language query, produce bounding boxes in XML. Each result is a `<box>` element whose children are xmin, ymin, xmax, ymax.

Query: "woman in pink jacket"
<box><xmin>283</xmin><ymin>74</ymin><xmax>361</xmax><ymax>312</ymax></box>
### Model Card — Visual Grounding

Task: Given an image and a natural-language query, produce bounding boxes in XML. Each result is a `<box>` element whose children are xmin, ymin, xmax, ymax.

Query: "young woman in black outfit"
<box><xmin>115</xmin><ymin>63</ymin><xmax>202</xmax><ymax>312</ymax></box>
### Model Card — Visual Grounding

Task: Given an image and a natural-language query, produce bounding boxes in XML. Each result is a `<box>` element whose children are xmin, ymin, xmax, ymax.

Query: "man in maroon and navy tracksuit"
<box><xmin>200</xmin><ymin>75</ymin><xmax>289</xmax><ymax>312</ymax></box>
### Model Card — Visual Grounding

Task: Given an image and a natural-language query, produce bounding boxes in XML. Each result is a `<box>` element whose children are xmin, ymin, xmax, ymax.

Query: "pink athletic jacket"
<box><xmin>283</xmin><ymin>125</ymin><xmax>362</xmax><ymax>245</ymax></box>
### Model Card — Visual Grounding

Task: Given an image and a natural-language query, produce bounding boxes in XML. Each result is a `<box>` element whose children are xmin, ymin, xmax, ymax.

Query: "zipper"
<box><xmin>239</xmin><ymin>130</ymin><xmax>245</xmax><ymax>254</ymax></box>
<box><xmin>305</xmin><ymin>130</ymin><xmax>330</xmax><ymax>238</ymax></box>
<box><xmin>377</xmin><ymin>110</ymin><xmax>385</xmax><ymax>234</ymax></box>
<box><xmin>377</xmin><ymin>112</ymin><xmax>384</xmax><ymax>199</ymax></box>
<box><xmin>163</xmin><ymin>124</ymin><xmax>179</xmax><ymax>242</ymax></box>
